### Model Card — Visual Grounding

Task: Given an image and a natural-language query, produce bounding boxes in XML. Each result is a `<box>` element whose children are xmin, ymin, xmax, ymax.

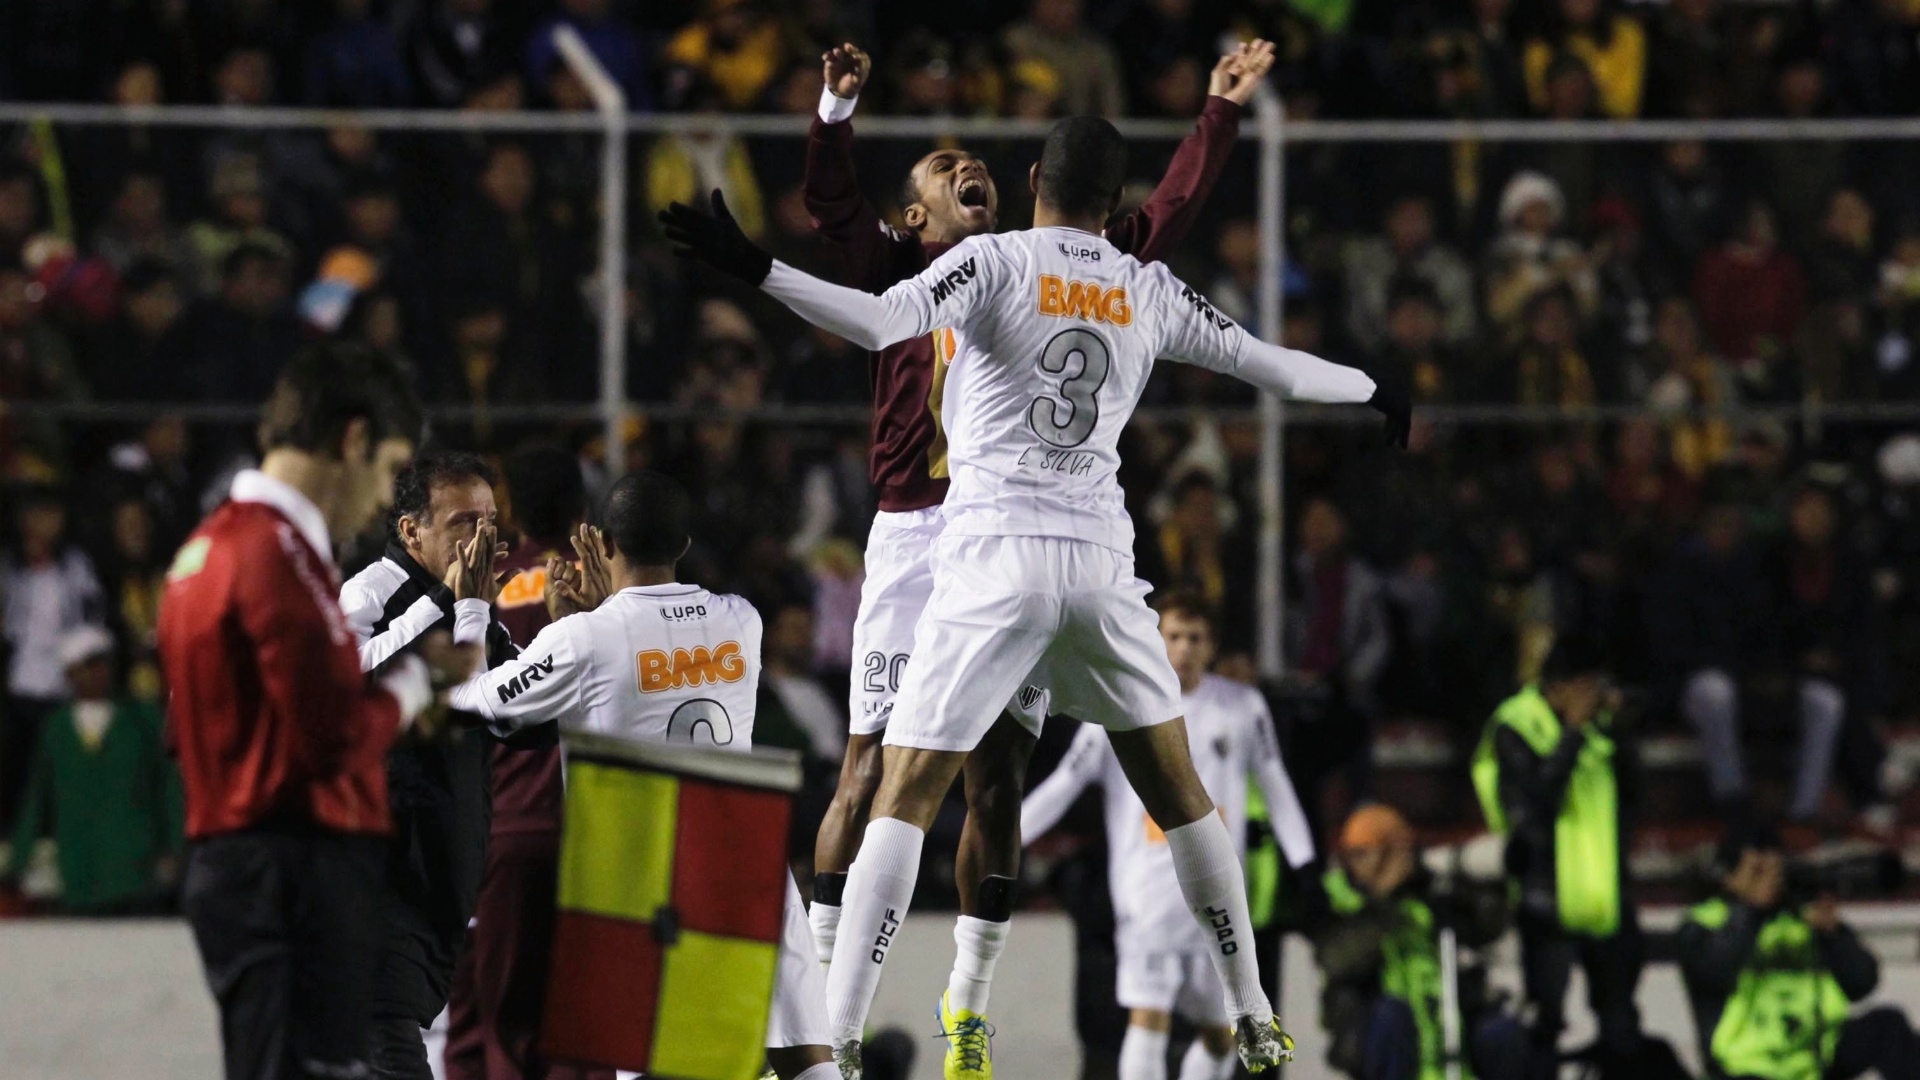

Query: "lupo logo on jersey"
<box><xmin>636</xmin><ymin>641</ymin><xmax>748</xmax><ymax>693</ymax></box>
<box><xmin>1036</xmin><ymin>274</ymin><xmax>1133</xmax><ymax>326</ymax></box>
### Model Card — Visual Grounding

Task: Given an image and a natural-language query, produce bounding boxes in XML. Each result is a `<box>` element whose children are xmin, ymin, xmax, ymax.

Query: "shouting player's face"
<box><xmin>1159</xmin><ymin>610</ymin><xmax>1216</xmax><ymax>693</ymax></box>
<box><xmin>401</xmin><ymin>478</ymin><xmax>500</xmax><ymax>581</ymax></box>
<box><xmin>905</xmin><ymin>149</ymin><xmax>996</xmax><ymax>242</ymax></box>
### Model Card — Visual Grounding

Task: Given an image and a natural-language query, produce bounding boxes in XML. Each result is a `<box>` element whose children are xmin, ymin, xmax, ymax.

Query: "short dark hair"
<box><xmin>389</xmin><ymin>450</ymin><xmax>494</xmax><ymax>537</ymax></box>
<box><xmin>1540</xmin><ymin>628</ymin><xmax>1608</xmax><ymax>683</ymax></box>
<box><xmin>221</xmin><ymin>241</ymin><xmax>285</xmax><ymax>281</ymax></box>
<box><xmin>1387</xmin><ymin>275</ymin><xmax>1441</xmax><ymax>312</ymax></box>
<box><xmin>505</xmin><ymin>443</ymin><xmax>585</xmax><ymax>545</ymax></box>
<box><xmin>1036</xmin><ymin>115</ymin><xmax>1126</xmax><ymax>220</ymax></box>
<box><xmin>258</xmin><ymin>341</ymin><xmax>424</xmax><ymax>460</ymax></box>
<box><xmin>1152</xmin><ymin>588</ymin><xmax>1218</xmax><ymax>635</ymax></box>
<box><xmin>601</xmin><ymin>470</ymin><xmax>691</xmax><ymax>565</ymax></box>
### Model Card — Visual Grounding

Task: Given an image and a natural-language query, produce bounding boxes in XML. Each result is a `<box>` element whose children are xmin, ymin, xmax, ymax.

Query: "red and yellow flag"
<box><xmin>543</xmin><ymin>733</ymin><xmax>800</xmax><ymax>1079</ymax></box>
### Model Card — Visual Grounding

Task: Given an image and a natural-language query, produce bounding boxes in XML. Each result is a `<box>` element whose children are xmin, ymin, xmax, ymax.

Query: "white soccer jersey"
<box><xmin>448</xmin><ymin>583</ymin><xmax>763</xmax><ymax>749</ymax></box>
<box><xmin>761</xmin><ymin>227</ymin><xmax>1376</xmax><ymax>553</ymax></box>
<box><xmin>1019</xmin><ymin>674</ymin><xmax>1316</xmax><ymax>952</ymax></box>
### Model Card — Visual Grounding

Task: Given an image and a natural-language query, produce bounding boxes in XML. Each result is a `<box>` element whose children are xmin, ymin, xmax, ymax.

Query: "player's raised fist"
<box><xmin>1210</xmin><ymin>39</ymin><xmax>1276</xmax><ymax>106</ymax></box>
<box><xmin>823</xmin><ymin>43</ymin><xmax>871</xmax><ymax>99</ymax></box>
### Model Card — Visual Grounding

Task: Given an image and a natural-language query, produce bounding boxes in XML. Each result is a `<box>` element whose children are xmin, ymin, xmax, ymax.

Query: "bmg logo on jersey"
<box><xmin>1036</xmin><ymin>274</ymin><xmax>1133</xmax><ymax>326</ymax></box>
<box><xmin>636</xmin><ymin>641</ymin><xmax>747</xmax><ymax>693</ymax></box>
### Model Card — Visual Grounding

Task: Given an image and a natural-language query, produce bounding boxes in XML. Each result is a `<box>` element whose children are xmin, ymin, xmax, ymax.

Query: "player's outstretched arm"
<box><xmin>446</xmin><ymin>619</ymin><xmax>584</xmax><ymax>735</ymax></box>
<box><xmin>1245</xmin><ymin>701</ymin><xmax>1316</xmax><ymax>869</ymax></box>
<box><xmin>663</xmin><ymin>190</ymin><xmax>996</xmax><ymax>351</ymax></box>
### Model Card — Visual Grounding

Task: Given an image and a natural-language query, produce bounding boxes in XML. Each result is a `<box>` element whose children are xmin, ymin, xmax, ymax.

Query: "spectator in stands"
<box><xmin>1678</xmin><ymin>824</ymin><xmax>1919</xmax><ymax>1080</ymax></box>
<box><xmin>662</xmin><ymin>0</ymin><xmax>792</xmax><ymax>112</ymax></box>
<box><xmin>643</xmin><ymin>89</ymin><xmax>768</xmax><ymax>240</ymax></box>
<box><xmin>1692</xmin><ymin>200</ymin><xmax>1806</xmax><ymax>385</ymax></box>
<box><xmin>1644</xmin><ymin>0</ymin><xmax>1741</xmax><ymax>118</ymax></box>
<box><xmin>1759</xmin><ymin>57</ymin><xmax>1844</xmax><ymax>252</ymax></box>
<box><xmin>96</xmin><ymin>495</ymin><xmax>166</xmax><ymax>705</ymax></box>
<box><xmin>1310</xmin><ymin>804</ymin><xmax>1523</xmax><ymax>1080</ymax></box>
<box><xmin>1114</xmin><ymin>0</ymin><xmax>1225</xmax><ymax>111</ymax></box>
<box><xmin>1006</xmin><ymin>58</ymin><xmax>1066</xmax><ymax>120</ymax></box>
<box><xmin>89</xmin><ymin>172</ymin><xmax>192</xmax><ymax>276</ymax></box>
<box><xmin>304</xmin><ymin>0</ymin><xmax>411</xmax><ymax>108</ymax></box>
<box><xmin>404</xmin><ymin>0</ymin><xmax>521</xmax><ymax>109</ymax></box>
<box><xmin>1823</xmin><ymin>0</ymin><xmax>1920</xmax><ymax>118</ymax></box>
<box><xmin>182</xmin><ymin>153</ymin><xmax>293</xmax><ymax>296</ymax></box>
<box><xmin>1485</xmin><ymin>172</ymin><xmax>1596</xmax><ymax>340</ymax></box>
<box><xmin>1879</xmin><ymin>218</ymin><xmax>1920</xmax><ymax>337</ymax></box>
<box><xmin>1342</xmin><ymin>194</ymin><xmax>1476</xmax><ymax>355</ymax></box>
<box><xmin>2</xmin><ymin>626</ymin><xmax>181</xmax><ymax>914</ymax></box>
<box><xmin>1372</xmin><ymin>278</ymin><xmax>1464</xmax><ymax>405</ymax></box>
<box><xmin>0</xmin><ymin>487</ymin><xmax>104</xmax><ymax>831</ymax></box>
<box><xmin>1806</xmin><ymin>189</ymin><xmax>1880</xmax><ymax>306</ymax></box>
<box><xmin>1498</xmin><ymin>287</ymin><xmax>1597</xmax><ymax>409</ymax></box>
<box><xmin>98</xmin><ymin>415</ymin><xmax>198</xmax><ymax>557</ymax></box>
<box><xmin>176</xmin><ymin>243</ymin><xmax>300</xmax><ymax>403</ymax></box>
<box><xmin>1645</xmin><ymin>140</ymin><xmax>1732</xmax><ymax>280</ymax></box>
<box><xmin>756</xmin><ymin>601</ymin><xmax>847</xmax><ymax>765</ymax></box>
<box><xmin>1287</xmin><ymin>497</ymin><xmax>1390</xmax><ymax>806</ymax></box>
<box><xmin>1002</xmin><ymin>0</ymin><xmax>1127</xmax><ymax>117</ymax></box>
<box><xmin>1150</xmin><ymin>473</ymin><xmax>1242</xmax><ymax>638</ymax></box>
<box><xmin>1471</xmin><ymin>632</ymin><xmax>1642</xmax><ymax>1079</ymax></box>
<box><xmin>1590</xmin><ymin>198</ymin><xmax>1662</xmax><ymax>377</ymax></box>
<box><xmin>82</xmin><ymin>260</ymin><xmax>185</xmax><ymax>403</ymax></box>
<box><xmin>524</xmin><ymin>0</ymin><xmax>650</xmax><ymax>110</ymax></box>
<box><xmin>0</xmin><ymin>260</ymin><xmax>88</xmax><ymax>473</ymax></box>
<box><xmin>1641</xmin><ymin>297</ymin><xmax>1737</xmax><ymax>478</ymax></box>
<box><xmin>1457</xmin><ymin>0</ymin><xmax>1528</xmax><ymax>118</ymax></box>
<box><xmin>1522</xmin><ymin>0</ymin><xmax>1646</xmax><ymax>119</ymax></box>
<box><xmin>0</xmin><ymin>160</ymin><xmax>42</xmax><ymax>262</ymax></box>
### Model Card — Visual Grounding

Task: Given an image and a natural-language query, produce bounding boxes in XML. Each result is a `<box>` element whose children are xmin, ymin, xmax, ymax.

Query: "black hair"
<box><xmin>1715</xmin><ymin>820</ymin><xmax>1783</xmax><ymax>872</ymax></box>
<box><xmin>506</xmin><ymin>443</ymin><xmax>586</xmax><ymax>546</ymax></box>
<box><xmin>120</xmin><ymin>259</ymin><xmax>175</xmax><ymax>297</ymax></box>
<box><xmin>601</xmin><ymin>470</ymin><xmax>691</xmax><ymax>566</ymax></box>
<box><xmin>221</xmin><ymin>240</ymin><xmax>286</xmax><ymax>281</ymax></box>
<box><xmin>1036</xmin><ymin>115</ymin><xmax>1127</xmax><ymax>220</ymax></box>
<box><xmin>257</xmin><ymin>341</ymin><xmax>424</xmax><ymax>459</ymax></box>
<box><xmin>388</xmin><ymin>450</ymin><xmax>495</xmax><ymax>538</ymax></box>
<box><xmin>1540</xmin><ymin>628</ymin><xmax>1608</xmax><ymax>682</ymax></box>
<box><xmin>1386</xmin><ymin>275</ymin><xmax>1442</xmax><ymax>312</ymax></box>
<box><xmin>1151</xmin><ymin>587</ymin><xmax>1219</xmax><ymax>635</ymax></box>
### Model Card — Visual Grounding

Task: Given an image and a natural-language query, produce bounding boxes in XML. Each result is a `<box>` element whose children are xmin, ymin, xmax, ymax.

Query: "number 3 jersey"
<box><xmin>761</xmin><ymin>227</ymin><xmax>1379</xmax><ymax>555</ymax></box>
<box><xmin>448</xmin><ymin>583</ymin><xmax>764</xmax><ymax>751</ymax></box>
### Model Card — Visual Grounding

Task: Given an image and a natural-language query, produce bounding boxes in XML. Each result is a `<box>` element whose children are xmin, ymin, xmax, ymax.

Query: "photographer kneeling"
<box><xmin>1679</xmin><ymin>827</ymin><xmax>1918</xmax><ymax>1080</ymax></box>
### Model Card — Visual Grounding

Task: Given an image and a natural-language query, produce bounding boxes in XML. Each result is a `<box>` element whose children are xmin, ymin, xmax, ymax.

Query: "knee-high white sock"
<box><xmin>792</xmin><ymin>1063</ymin><xmax>842</xmax><ymax>1080</ymax></box>
<box><xmin>1118</xmin><ymin>1025</ymin><xmax>1170</xmax><ymax>1080</ymax></box>
<box><xmin>946</xmin><ymin>915</ymin><xmax>1009</xmax><ymax>1015</ymax></box>
<box><xmin>1164</xmin><ymin>814</ymin><xmax>1272</xmax><ymax>1025</ymax></box>
<box><xmin>823</xmin><ymin>818</ymin><xmax>924</xmax><ymax>1043</ymax></box>
<box><xmin>1177</xmin><ymin>1038</ymin><xmax>1236</xmax><ymax>1080</ymax></box>
<box><xmin>808</xmin><ymin>902</ymin><xmax>840</xmax><ymax>968</ymax></box>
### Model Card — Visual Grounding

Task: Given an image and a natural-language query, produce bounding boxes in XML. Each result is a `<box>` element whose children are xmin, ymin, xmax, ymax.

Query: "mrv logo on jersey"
<box><xmin>1036</xmin><ymin>274</ymin><xmax>1133</xmax><ymax>326</ymax></box>
<box><xmin>928</xmin><ymin>258</ymin><xmax>978</xmax><ymax>305</ymax></box>
<box><xmin>497</xmin><ymin>656</ymin><xmax>557</xmax><ymax>703</ymax></box>
<box><xmin>636</xmin><ymin>641</ymin><xmax>747</xmax><ymax>693</ymax></box>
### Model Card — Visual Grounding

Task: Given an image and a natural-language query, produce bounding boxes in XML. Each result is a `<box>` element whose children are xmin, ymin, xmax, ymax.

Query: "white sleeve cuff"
<box><xmin>381</xmin><ymin>655</ymin><xmax>433</xmax><ymax>731</ymax></box>
<box><xmin>818</xmin><ymin>86</ymin><xmax>858</xmax><ymax>124</ymax></box>
<box><xmin>452</xmin><ymin>598</ymin><xmax>492</xmax><ymax>646</ymax></box>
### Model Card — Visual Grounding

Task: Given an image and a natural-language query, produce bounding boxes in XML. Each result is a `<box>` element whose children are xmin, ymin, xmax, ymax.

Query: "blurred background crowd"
<box><xmin>0</xmin><ymin>0</ymin><xmax>1917</xmax><ymax>920</ymax></box>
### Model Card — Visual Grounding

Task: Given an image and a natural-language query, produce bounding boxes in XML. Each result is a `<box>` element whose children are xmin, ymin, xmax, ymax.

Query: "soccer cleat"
<box><xmin>1233</xmin><ymin>1015</ymin><xmax>1295</xmax><ymax>1072</ymax></box>
<box><xmin>832</xmin><ymin>1037</ymin><xmax>863</xmax><ymax>1080</ymax></box>
<box><xmin>936</xmin><ymin>990</ymin><xmax>995</xmax><ymax>1077</ymax></box>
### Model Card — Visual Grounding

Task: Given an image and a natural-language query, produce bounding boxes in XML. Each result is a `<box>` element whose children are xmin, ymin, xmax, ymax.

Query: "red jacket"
<box><xmin>160</xmin><ymin>477</ymin><xmax>408</xmax><ymax>838</ymax></box>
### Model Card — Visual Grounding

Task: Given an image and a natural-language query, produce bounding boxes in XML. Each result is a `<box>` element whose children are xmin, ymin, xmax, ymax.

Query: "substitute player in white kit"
<box><xmin>662</xmin><ymin>114</ymin><xmax>1409</xmax><ymax>1077</ymax></box>
<box><xmin>443</xmin><ymin>472</ymin><xmax>838</xmax><ymax>1080</ymax></box>
<box><xmin>1021</xmin><ymin>591</ymin><xmax>1316</xmax><ymax>1080</ymax></box>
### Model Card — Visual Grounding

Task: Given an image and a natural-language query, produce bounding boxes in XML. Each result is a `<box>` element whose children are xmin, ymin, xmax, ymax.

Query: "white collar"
<box><xmin>621</xmin><ymin>582</ymin><xmax>702</xmax><ymax>597</ymax></box>
<box><xmin>229</xmin><ymin>469</ymin><xmax>333</xmax><ymax>562</ymax></box>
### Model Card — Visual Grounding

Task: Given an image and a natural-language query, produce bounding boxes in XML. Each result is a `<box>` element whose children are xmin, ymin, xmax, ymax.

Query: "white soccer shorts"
<box><xmin>1115</xmin><ymin>942</ymin><xmax>1230</xmax><ymax>1026</ymax></box>
<box><xmin>883</xmin><ymin>534</ymin><xmax>1185</xmax><ymax>753</ymax></box>
<box><xmin>850</xmin><ymin>510</ymin><xmax>1047</xmax><ymax>737</ymax></box>
<box><xmin>766</xmin><ymin>872</ymin><xmax>831</xmax><ymax>1048</ymax></box>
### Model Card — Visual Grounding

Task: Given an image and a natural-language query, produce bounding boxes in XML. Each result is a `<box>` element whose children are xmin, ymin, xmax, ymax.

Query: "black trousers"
<box><xmin>1517</xmin><ymin>909</ymin><xmax>1644</xmax><ymax>1080</ymax></box>
<box><xmin>181</xmin><ymin>831</ymin><xmax>386</xmax><ymax>1080</ymax></box>
<box><xmin>1828</xmin><ymin>1006</ymin><xmax>1920</xmax><ymax>1080</ymax></box>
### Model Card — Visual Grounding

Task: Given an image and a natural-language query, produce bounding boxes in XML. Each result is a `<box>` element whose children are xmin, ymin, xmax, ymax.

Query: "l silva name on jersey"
<box><xmin>1017</xmin><ymin>445</ymin><xmax>1097</xmax><ymax>476</ymax></box>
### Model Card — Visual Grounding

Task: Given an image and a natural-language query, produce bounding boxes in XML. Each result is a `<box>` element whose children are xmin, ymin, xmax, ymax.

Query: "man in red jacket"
<box><xmin>798</xmin><ymin>38</ymin><xmax>1273</xmax><ymax>1074</ymax></box>
<box><xmin>161</xmin><ymin>343</ymin><xmax>441</xmax><ymax>1080</ymax></box>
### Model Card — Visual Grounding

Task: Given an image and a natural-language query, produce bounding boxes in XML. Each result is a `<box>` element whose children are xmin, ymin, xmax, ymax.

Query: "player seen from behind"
<box><xmin>444</xmin><ymin>471</ymin><xmax>839</xmax><ymax>1080</ymax></box>
<box><xmin>662</xmin><ymin>115</ymin><xmax>1410</xmax><ymax>1077</ymax></box>
<box><xmin>802</xmin><ymin>38</ymin><xmax>1274</xmax><ymax>1078</ymax></box>
<box><xmin>1020</xmin><ymin>591</ymin><xmax>1317</xmax><ymax>1080</ymax></box>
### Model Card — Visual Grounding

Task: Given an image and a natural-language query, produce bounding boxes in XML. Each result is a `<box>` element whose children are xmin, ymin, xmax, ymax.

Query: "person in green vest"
<box><xmin>1677</xmin><ymin>825</ymin><xmax>1918</xmax><ymax>1080</ymax></box>
<box><xmin>2</xmin><ymin>625</ymin><xmax>183</xmax><ymax>913</ymax></box>
<box><xmin>1310</xmin><ymin>804</ymin><xmax>1524</xmax><ymax>1080</ymax></box>
<box><xmin>1470</xmin><ymin>633</ymin><xmax>1642</xmax><ymax>1079</ymax></box>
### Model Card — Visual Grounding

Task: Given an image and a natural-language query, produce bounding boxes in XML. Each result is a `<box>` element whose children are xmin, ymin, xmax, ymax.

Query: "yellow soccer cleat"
<box><xmin>1234</xmin><ymin>1015</ymin><xmax>1296</xmax><ymax>1072</ymax></box>
<box><xmin>936</xmin><ymin>990</ymin><xmax>995</xmax><ymax>1078</ymax></box>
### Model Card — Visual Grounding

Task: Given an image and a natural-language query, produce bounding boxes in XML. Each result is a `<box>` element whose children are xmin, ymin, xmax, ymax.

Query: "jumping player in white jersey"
<box><xmin>1021</xmin><ymin>591</ymin><xmax>1317</xmax><ymax>1080</ymax></box>
<box><xmin>443</xmin><ymin>472</ymin><xmax>839</xmax><ymax>1080</ymax></box>
<box><xmin>662</xmin><ymin>115</ymin><xmax>1410</xmax><ymax>1077</ymax></box>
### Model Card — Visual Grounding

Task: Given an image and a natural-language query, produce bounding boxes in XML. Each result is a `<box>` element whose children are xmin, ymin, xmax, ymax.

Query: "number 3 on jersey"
<box><xmin>1028</xmin><ymin>328</ymin><xmax>1110</xmax><ymax>448</ymax></box>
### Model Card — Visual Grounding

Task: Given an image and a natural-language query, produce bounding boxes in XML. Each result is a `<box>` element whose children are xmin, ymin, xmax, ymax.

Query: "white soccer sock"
<box><xmin>823</xmin><ymin>817</ymin><xmax>925</xmax><ymax>1044</ymax></box>
<box><xmin>946</xmin><ymin>915</ymin><xmax>1009</xmax><ymax>1015</ymax></box>
<box><xmin>808</xmin><ymin>902</ymin><xmax>840</xmax><ymax>969</ymax></box>
<box><xmin>791</xmin><ymin>1063</ymin><xmax>841</xmax><ymax>1080</ymax></box>
<box><xmin>1118</xmin><ymin>1025</ymin><xmax>1171</xmax><ymax>1080</ymax></box>
<box><xmin>1163</xmin><ymin>814</ymin><xmax>1272</xmax><ymax>1025</ymax></box>
<box><xmin>1177</xmin><ymin>1038</ymin><xmax>1236</xmax><ymax>1080</ymax></box>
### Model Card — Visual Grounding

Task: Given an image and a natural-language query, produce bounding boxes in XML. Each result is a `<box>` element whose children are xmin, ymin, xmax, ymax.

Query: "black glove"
<box><xmin>1367</xmin><ymin>377</ymin><xmax>1411</xmax><ymax>450</ymax></box>
<box><xmin>658</xmin><ymin>189</ymin><xmax>773</xmax><ymax>285</ymax></box>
